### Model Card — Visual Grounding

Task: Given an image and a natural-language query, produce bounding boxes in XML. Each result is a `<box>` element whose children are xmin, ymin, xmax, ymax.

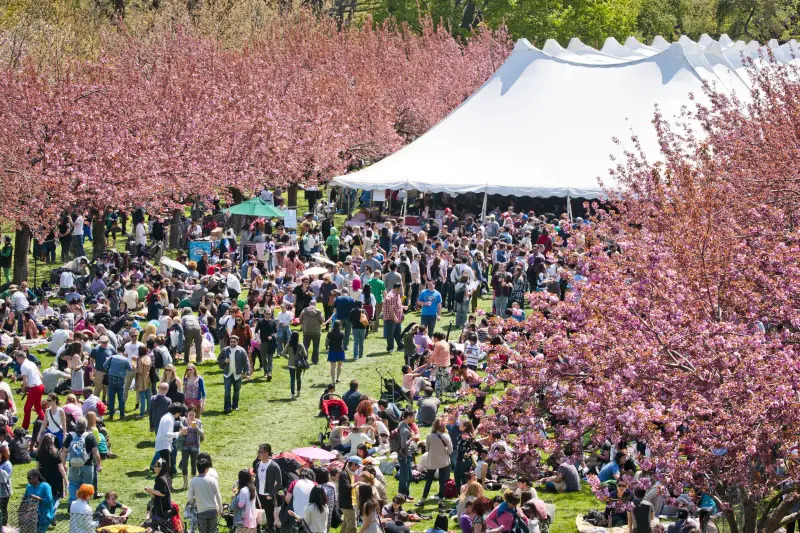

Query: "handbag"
<box><xmin>254</xmin><ymin>493</ymin><xmax>267</xmax><ymax>526</ymax></box>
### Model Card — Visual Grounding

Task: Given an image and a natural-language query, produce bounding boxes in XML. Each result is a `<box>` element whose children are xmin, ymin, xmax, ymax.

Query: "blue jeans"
<box><xmin>277</xmin><ymin>325</ymin><xmax>291</xmax><ymax>353</ymax></box>
<box><xmin>138</xmin><ymin>390</ymin><xmax>151</xmax><ymax>417</ymax></box>
<box><xmin>352</xmin><ymin>328</ymin><xmax>366</xmax><ymax>359</ymax></box>
<box><xmin>383</xmin><ymin>320</ymin><xmax>402</xmax><ymax>351</ymax></box>
<box><xmin>68</xmin><ymin>465</ymin><xmax>95</xmax><ymax>503</ymax></box>
<box><xmin>455</xmin><ymin>302</ymin><xmax>469</xmax><ymax>328</ymax></box>
<box><xmin>398</xmin><ymin>455</ymin><xmax>413</xmax><ymax>497</ymax></box>
<box><xmin>107</xmin><ymin>380</ymin><xmax>125</xmax><ymax>417</ymax></box>
<box><xmin>223</xmin><ymin>375</ymin><xmax>242</xmax><ymax>411</ymax></box>
<box><xmin>289</xmin><ymin>368</ymin><xmax>302</xmax><ymax>395</ymax></box>
<box><xmin>420</xmin><ymin>314</ymin><xmax>437</xmax><ymax>336</ymax></box>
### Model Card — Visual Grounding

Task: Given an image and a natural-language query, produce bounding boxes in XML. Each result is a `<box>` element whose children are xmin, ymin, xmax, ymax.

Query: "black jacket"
<box><xmin>338</xmin><ymin>468</ymin><xmax>355</xmax><ymax>510</ymax></box>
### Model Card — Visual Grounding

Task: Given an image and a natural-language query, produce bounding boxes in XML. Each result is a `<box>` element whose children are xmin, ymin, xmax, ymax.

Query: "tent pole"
<box><xmin>402</xmin><ymin>192</ymin><xmax>408</xmax><ymax>219</ymax></box>
<box><xmin>566</xmin><ymin>195</ymin><xmax>573</xmax><ymax>223</ymax></box>
<box><xmin>480</xmin><ymin>192</ymin><xmax>488</xmax><ymax>221</ymax></box>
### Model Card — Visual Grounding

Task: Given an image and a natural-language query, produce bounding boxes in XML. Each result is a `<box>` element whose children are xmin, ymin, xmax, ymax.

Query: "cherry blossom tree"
<box><xmin>473</xmin><ymin>60</ymin><xmax>800</xmax><ymax>533</ymax></box>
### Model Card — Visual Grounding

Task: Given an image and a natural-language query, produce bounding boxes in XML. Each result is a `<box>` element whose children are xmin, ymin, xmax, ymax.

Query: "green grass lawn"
<box><xmin>1</xmin><ymin>193</ymin><xmax>600</xmax><ymax>532</ymax></box>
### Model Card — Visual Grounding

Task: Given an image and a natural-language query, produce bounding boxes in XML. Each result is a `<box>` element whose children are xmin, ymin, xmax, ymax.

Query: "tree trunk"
<box><xmin>761</xmin><ymin>494</ymin><xmax>800</xmax><ymax>533</ymax></box>
<box><xmin>92</xmin><ymin>211</ymin><xmax>107</xmax><ymax>258</ymax></box>
<box><xmin>287</xmin><ymin>184</ymin><xmax>298</xmax><ymax>208</ymax></box>
<box><xmin>169</xmin><ymin>209</ymin><xmax>181</xmax><ymax>250</ymax></box>
<box><xmin>742</xmin><ymin>493</ymin><xmax>758</xmax><ymax>533</ymax></box>
<box><xmin>228</xmin><ymin>187</ymin><xmax>245</xmax><ymax>234</ymax></box>
<box><xmin>12</xmin><ymin>225</ymin><xmax>30</xmax><ymax>285</ymax></box>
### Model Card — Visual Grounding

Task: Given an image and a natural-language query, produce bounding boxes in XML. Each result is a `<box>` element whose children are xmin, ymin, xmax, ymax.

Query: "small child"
<box><xmin>464</xmin><ymin>333</ymin><xmax>481</xmax><ymax>371</ymax></box>
<box><xmin>475</xmin><ymin>449</ymin><xmax>489</xmax><ymax>486</ymax></box>
<box><xmin>276</xmin><ymin>304</ymin><xmax>293</xmax><ymax>351</ymax></box>
<box><xmin>413</xmin><ymin>325</ymin><xmax>432</xmax><ymax>356</ymax></box>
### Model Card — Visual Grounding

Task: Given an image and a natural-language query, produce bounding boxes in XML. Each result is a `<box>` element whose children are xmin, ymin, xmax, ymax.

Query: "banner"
<box><xmin>284</xmin><ymin>209</ymin><xmax>297</xmax><ymax>229</ymax></box>
<box><xmin>188</xmin><ymin>240</ymin><xmax>213</xmax><ymax>262</ymax></box>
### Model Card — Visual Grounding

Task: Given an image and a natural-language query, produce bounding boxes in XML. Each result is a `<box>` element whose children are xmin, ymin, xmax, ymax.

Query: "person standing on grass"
<box><xmin>333</xmin><ymin>288</ymin><xmax>356</xmax><ymax>352</ymax></box>
<box><xmin>338</xmin><ymin>457</ymin><xmax>361</xmax><ymax>533</ymax></box>
<box><xmin>300</xmin><ymin>300</ymin><xmax>325</xmax><ymax>365</ymax></box>
<box><xmin>283</xmin><ymin>332</ymin><xmax>307</xmax><ymax>399</ymax></box>
<box><xmin>419</xmin><ymin>418</ymin><xmax>453</xmax><ymax>506</ymax></box>
<box><xmin>61</xmin><ymin>417</ymin><xmax>102</xmax><ymax>504</ymax></box>
<box><xmin>253</xmin><ymin>443</ymin><xmax>282</xmax><ymax>532</ymax></box>
<box><xmin>180</xmin><ymin>406</ymin><xmax>205</xmax><ymax>490</ymax></box>
<box><xmin>0</xmin><ymin>236</ymin><xmax>12</xmax><ymax>285</ymax></box>
<box><xmin>349</xmin><ymin>301</ymin><xmax>368</xmax><ymax>361</ymax></box>
<box><xmin>396</xmin><ymin>410</ymin><xmax>415</xmax><ymax>501</ymax></box>
<box><xmin>417</xmin><ymin>280</ymin><xmax>442</xmax><ymax>336</ymax></box>
<box><xmin>383</xmin><ymin>284</ymin><xmax>405</xmax><ymax>353</ymax></box>
<box><xmin>183</xmin><ymin>364</ymin><xmax>206</xmax><ymax>414</ymax></box>
<box><xmin>254</xmin><ymin>308</ymin><xmax>277</xmax><ymax>381</ymax></box>
<box><xmin>103</xmin><ymin>349</ymin><xmax>132</xmax><ymax>421</ymax></box>
<box><xmin>187</xmin><ymin>457</ymin><xmax>222</xmax><ymax>533</ymax></box>
<box><xmin>217</xmin><ymin>335</ymin><xmax>249</xmax><ymax>414</ymax></box>
<box><xmin>155</xmin><ymin>404</ymin><xmax>186</xmax><ymax>483</ymax></box>
<box><xmin>16</xmin><ymin>351</ymin><xmax>44</xmax><ymax>430</ymax></box>
<box><xmin>326</xmin><ymin>320</ymin><xmax>346</xmax><ymax>384</ymax></box>
<box><xmin>135</xmin><ymin>346</ymin><xmax>152</xmax><ymax>419</ymax></box>
<box><xmin>89</xmin><ymin>336</ymin><xmax>114</xmax><ymax>402</ymax></box>
<box><xmin>233</xmin><ymin>469</ymin><xmax>258</xmax><ymax>533</ymax></box>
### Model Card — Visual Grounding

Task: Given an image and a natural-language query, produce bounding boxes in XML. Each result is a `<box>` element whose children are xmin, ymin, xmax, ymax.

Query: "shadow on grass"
<box><xmin>266</xmin><ymin>398</ymin><xmax>295</xmax><ymax>403</ymax></box>
<box><xmin>201</xmin><ymin>410</ymin><xmax>228</xmax><ymax>417</ymax></box>
<box><xmin>125</xmin><ymin>469</ymin><xmax>152</xmax><ymax>478</ymax></box>
<box><xmin>136</xmin><ymin>440</ymin><xmax>155</xmax><ymax>449</ymax></box>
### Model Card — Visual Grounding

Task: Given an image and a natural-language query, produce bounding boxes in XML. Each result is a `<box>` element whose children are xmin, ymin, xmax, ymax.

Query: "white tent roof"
<box><xmin>333</xmin><ymin>35</ymin><xmax>799</xmax><ymax>199</ymax></box>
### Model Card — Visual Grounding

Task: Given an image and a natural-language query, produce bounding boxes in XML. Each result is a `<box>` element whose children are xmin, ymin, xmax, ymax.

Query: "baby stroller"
<box><xmin>319</xmin><ymin>395</ymin><xmax>348</xmax><ymax>444</ymax></box>
<box><xmin>380</xmin><ymin>376</ymin><xmax>411</xmax><ymax>405</ymax></box>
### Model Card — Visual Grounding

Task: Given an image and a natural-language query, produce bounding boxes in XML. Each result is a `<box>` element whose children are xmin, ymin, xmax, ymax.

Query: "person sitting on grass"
<box><xmin>538</xmin><ymin>451</ymin><xmax>580</xmax><ymax>493</ymax></box>
<box><xmin>94</xmin><ymin>490</ymin><xmax>132</xmax><ymax>526</ymax></box>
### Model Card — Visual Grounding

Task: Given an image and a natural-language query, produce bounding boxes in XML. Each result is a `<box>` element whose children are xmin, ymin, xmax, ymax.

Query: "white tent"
<box><xmin>333</xmin><ymin>35</ymin><xmax>799</xmax><ymax>199</ymax></box>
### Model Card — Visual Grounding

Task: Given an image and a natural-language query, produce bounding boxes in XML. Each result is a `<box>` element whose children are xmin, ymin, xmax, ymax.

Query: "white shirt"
<box><xmin>19</xmin><ymin>359</ymin><xmax>42</xmax><ymax>388</ymax></box>
<box><xmin>291</xmin><ymin>479</ymin><xmax>316</xmax><ymax>515</ymax></box>
<box><xmin>60</xmin><ymin>271</ymin><xmax>75</xmax><ymax>289</ymax></box>
<box><xmin>134</xmin><ymin>223</ymin><xmax>147</xmax><ymax>246</ymax></box>
<box><xmin>410</xmin><ymin>261</ymin><xmax>421</xmax><ymax>284</ymax></box>
<box><xmin>124</xmin><ymin>341</ymin><xmax>144</xmax><ymax>364</ymax></box>
<box><xmin>36</xmin><ymin>305</ymin><xmax>56</xmax><ymax>319</ymax></box>
<box><xmin>303</xmin><ymin>504</ymin><xmax>329</xmax><ymax>533</ymax></box>
<box><xmin>73</xmin><ymin>216</ymin><xmax>84</xmax><ymax>236</ymax></box>
<box><xmin>277</xmin><ymin>312</ymin><xmax>293</xmax><ymax>327</ymax></box>
<box><xmin>155</xmin><ymin>412</ymin><xmax>179</xmax><ymax>451</ymax></box>
<box><xmin>122</xmin><ymin>290</ymin><xmax>138</xmax><ymax>309</ymax></box>
<box><xmin>48</xmin><ymin>329</ymin><xmax>71</xmax><ymax>354</ymax></box>
<box><xmin>257</xmin><ymin>460</ymin><xmax>274</xmax><ymax>495</ymax></box>
<box><xmin>226</xmin><ymin>273</ymin><xmax>242</xmax><ymax>293</ymax></box>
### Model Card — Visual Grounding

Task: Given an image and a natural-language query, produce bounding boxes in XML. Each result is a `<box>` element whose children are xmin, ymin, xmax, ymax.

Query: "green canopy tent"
<box><xmin>224</xmin><ymin>198</ymin><xmax>286</xmax><ymax>218</ymax></box>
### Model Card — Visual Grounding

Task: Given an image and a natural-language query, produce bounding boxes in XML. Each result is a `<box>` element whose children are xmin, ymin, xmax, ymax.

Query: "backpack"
<box><xmin>444</xmin><ymin>479</ymin><xmax>458</xmax><ymax>498</ymax></box>
<box><xmin>512</xmin><ymin>515</ymin><xmax>530</xmax><ymax>533</ymax></box>
<box><xmin>455</xmin><ymin>287</ymin><xmax>466</xmax><ymax>303</ymax></box>
<box><xmin>389</xmin><ymin>428</ymin><xmax>402</xmax><ymax>453</ymax></box>
<box><xmin>67</xmin><ymin>432</ymin><xmax>90</xmax><ymax>468</ymax></box>
<box><xmin>359</xmin><ymin>311</ymin><xmax>369</xmax><ymax>327</ymax></box>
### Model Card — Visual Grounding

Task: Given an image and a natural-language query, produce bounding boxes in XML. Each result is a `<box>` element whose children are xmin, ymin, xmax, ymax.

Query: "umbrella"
<box><xmin>312</xmin><ymin>254</ymin><xmax>337</xmax><ymax>266</ymax></box>
<box><xmin>275</xmin><ymin>246</ymin><xmax>297</xmax><ymax>253</ymax></box>
<box><xmin>159</xmin><ymin>256</ymin><xmax>189</xmax><ymax>274</ymax></box>
<box><xmin>291</xmin><ymin>447</ymin><xmax>338</xmax><ymax>463</ymax></box>
<box><xmin>225</xmin><ymin>198</ymin><xmax>286</xmax><ymax>218</ymax></box>
<box><xmin>303</xmin><ymin>266</ymin><xmax>329</xmax><ymax>277</ymax></box>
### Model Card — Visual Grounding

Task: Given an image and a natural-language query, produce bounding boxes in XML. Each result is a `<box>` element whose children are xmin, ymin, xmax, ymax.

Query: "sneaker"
<box><xmin>414</xmin><ymin>500</ymin><xmax>425</xmax><ymax>508</ymax></box>
<box><xmin>267</xmin><ymin>374</ymin><xmax>273</xmax><ymax>382</ymax></box>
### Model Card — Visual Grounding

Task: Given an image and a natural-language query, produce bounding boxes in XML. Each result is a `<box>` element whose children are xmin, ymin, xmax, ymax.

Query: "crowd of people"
<box><xmin>0</xmin><ymin>190</ymin><xmax>717</xmax><ymax>533</ymax></box>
